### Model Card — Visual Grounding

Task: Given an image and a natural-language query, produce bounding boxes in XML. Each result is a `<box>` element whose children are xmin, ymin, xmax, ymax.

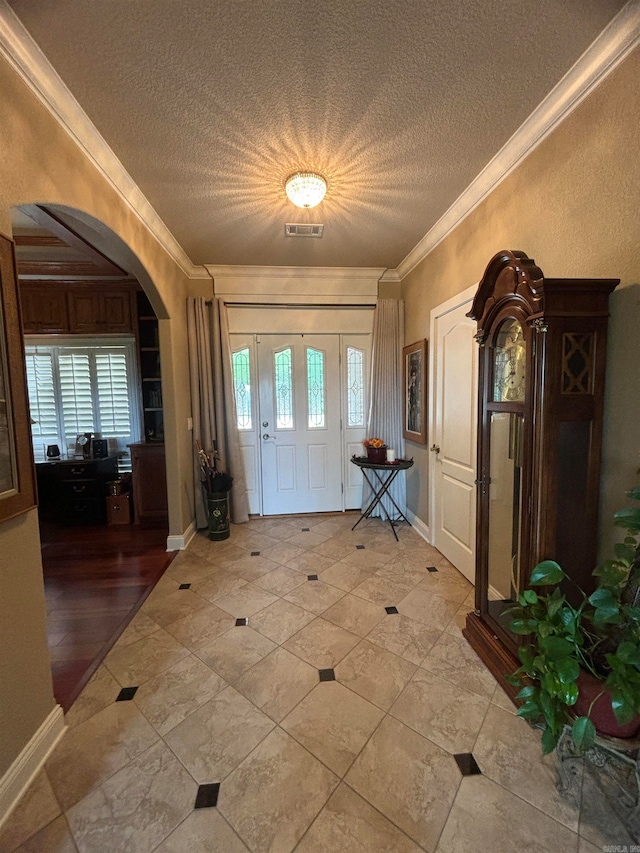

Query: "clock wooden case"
<box><xmin>462</xmin><ymin>250</ymin><xmax>618</xmax><ymax>697</ymax></box>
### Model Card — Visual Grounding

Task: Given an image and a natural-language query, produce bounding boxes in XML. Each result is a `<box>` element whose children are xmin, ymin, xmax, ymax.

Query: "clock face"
<box><xmin>493</xmin><ymin>318</ymin><xmax>526</xmax><ymax>403</ymax></box>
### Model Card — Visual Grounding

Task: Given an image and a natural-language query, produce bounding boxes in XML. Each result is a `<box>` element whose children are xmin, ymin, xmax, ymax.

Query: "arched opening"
<box><xmin>12</xmin><ymin>203</ymin><xmax>177</xmax><ymax>711</ymax></box>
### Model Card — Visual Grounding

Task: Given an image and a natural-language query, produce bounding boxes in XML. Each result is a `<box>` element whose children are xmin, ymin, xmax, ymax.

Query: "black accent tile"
<box><xmin>319</xmin><ymin>668</ymin><xmax>336</xmax><ymax>682</ymax></box>
<box><xmin>301</xmin><ymin>527</ymin><xmax>310</xmax><ymax>532</ymax></box>
<box><xmin>454</xmin><ymin>753</ymin><xmax>481</xmax><ymax>776</ymax></box>
<box><xmin>426</xmin><ymin>566</ymin><xmax>439</xmax><ymax>573</ymax></box>
<box><xmin>385</xmin><ymin>606</ymin><xmax>399</xmax><ymax>615</ymax></box>
<box><xmin>307</xmin><ymin>574</ymin><xmax>319</xmax><ymax>581</ymax></box>
<box><xmin>179</xmin><ymin>583</ymin><xmax>191</xmax><ymax>589</ymax></box>
<box><xmin>356</xmin><ymin>544</ymin><xmax>365</xmax><ymax>550</ymax></box>
<box><xmin>251</xmin><ymin>551</ymin><xmax>260</xmax><ymax>556</ymax></box>
<box><xmin>235</xmin><ymin>617</ymin><xmax>249</xmax><ymax>626</ymax></box>
<box><xmin>116</xmin><ymin>686</ymin><xmax>138</xmax><ymax>702</ymax></box>
<box><xmin>194</xmin><ymin>782</ymin><xmax>220</xmax><ymax>809</ymax></box>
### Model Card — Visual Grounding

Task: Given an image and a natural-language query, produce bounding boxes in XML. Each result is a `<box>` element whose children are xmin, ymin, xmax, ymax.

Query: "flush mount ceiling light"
<box><xmin>285</xmin><ymin>172</ymin><xmax>327</xmax><ymax>208</ymax></box>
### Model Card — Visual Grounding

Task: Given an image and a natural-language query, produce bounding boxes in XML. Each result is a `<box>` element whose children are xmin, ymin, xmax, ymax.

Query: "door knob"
<box><xmin>262</xmin><ymin>434</ymin><xmax>274</xmax><ymax>440</ymax></box>
<box><xmin>430</xmin><ymin>444</ymin><xmax>440</xmax><ymax>454</ymax></box>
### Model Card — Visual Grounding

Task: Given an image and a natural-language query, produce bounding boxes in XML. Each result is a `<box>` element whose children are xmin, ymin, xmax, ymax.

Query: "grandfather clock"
<box><xmin>462</xmin><ymin>250</ymin><xmax>618</xmax><ymax>696</ymax></box>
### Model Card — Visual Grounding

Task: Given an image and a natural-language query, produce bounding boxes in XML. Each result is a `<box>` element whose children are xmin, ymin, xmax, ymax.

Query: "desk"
<box><xmin>350</xmin><ymin>455</ymin><xmax>414</xmax><ymax>541</ymax></box>
<box><xmin>36</xmin><ymin>455</ymin><xmax>119</xmax><ymax>525</ymax></box>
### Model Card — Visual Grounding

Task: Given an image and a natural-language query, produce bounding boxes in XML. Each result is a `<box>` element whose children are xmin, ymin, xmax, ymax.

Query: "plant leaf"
<box><xmin>516</xmin><ymin>685</ymin><xmax>537</xmax><ymax>700</ymax></box>
<box><xmin>509</xmin><ymin>619</ymin><xmax>539</xmax><ymax>635</ymax></box>
<box><xmin>555</xmin><ymin>658</ymin><xmax>580</xmax><ymax>684</ymax></box>
<box><xmin>530</xmin><ymin>561</ymin><xmax>566</xmax><ymax>586</ymax></box>
<box><xmin>523</xmin><ymin>589</ymin><xmax>538</xmax><ymax>605</ymax></box>
<box><xmin>540</xmin><ymin>635</ymin><xmax>574</xmax><ymax>661</ymax></box>
<box><xmin>541</xmin><ymin>725</ymin><xmax>560</xmax><ymax>754</ymax></box>
<box><xmin>572</xmin><ymin>717</ymin><xmax>596</xmax><ymax>751</ymax></box>
<box><xmin>517</xmin><ymin>701</ymin><xmax>542</xmax><ymax>721</ymax></box>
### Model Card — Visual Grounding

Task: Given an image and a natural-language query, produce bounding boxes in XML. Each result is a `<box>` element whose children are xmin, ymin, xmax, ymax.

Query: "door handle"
<box><xmin>262</xmin><ymin>434</ymin><xmax>276</xmax><ymax>440</ymax></box>
<box><xmin>430</xmin><ymin>444</ymin><xmax>440</xmax><ymax>454</ymax></box>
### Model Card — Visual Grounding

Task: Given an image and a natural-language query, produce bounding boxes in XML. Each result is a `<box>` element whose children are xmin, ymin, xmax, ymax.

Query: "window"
<box><xmin>274</xmin><ymin>348</ymin><xmax>294</xmax><ymax>429</ymax></box>
<box><xmin>25</xmin><ymin>338</ymin><xmax>140</xmax><ymax>468</ymax></box>
<box><xmin>232</xmin><ymin>347</ymin><xmax>252</xmax><ymax>430</ymax></box>
<box><xmin>306</xmin><ymin>347</ymin><xmax>325</xmax><ymax>428</ymax></box>
<box><xmin>346</xmin><ymin>346</ymin><xmax>365</xmax><ymax>426</ymax></box>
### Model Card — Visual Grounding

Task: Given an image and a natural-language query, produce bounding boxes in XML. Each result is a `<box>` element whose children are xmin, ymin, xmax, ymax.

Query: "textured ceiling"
<box><xmin>7</xmin><ymin>0</ymin><xmax>627</xmax><ymax>269</ymax></box>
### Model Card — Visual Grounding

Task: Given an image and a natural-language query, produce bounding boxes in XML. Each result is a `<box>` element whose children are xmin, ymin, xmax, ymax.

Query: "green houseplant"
<box><xmin>505</xmin><ymin>481</ymin><xmax>640</xmax><ymax>754</ymax></box>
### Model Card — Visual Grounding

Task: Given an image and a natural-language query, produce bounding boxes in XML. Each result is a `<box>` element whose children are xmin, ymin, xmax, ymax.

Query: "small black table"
<box><xmin>350</xmin><ymin>455</ymin><xmax>414</xmax><ymax>541</ymax></box>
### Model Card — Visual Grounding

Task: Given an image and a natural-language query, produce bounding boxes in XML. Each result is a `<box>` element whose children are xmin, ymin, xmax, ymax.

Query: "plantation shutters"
<box><xmin>25</xmin><ymin>339</ymin><xmax>140</xmax><ymax>467</ymax></box>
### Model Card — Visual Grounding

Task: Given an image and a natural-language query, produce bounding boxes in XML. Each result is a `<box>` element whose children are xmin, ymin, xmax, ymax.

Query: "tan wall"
<box><xmin>0</xmin><ymin>55</ymin><xmax>196</xmax><ymax>777</ymax></box>
<box><xmin>402</xmin><ymin>46</ymin><xmax>640</xmax><ymax>562</ymax></box>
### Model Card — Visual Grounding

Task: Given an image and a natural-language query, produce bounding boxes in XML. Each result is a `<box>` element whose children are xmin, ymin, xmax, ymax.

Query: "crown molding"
<box><xmin>394</xmin><ymin>0</ymin><xmax>640</xmax><ymax>281</ymax></box>
<box><xmin>205</xmin><ymin>264</ymin><xmax>387</xmax><ymax>280</ymax></box>
<box><xmin>0</xmin><ymin>1</ymin><xmax>207</xmax><ymax>280</ymax></box>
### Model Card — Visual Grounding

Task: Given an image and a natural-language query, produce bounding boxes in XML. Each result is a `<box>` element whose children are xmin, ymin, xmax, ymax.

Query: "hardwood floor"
<box><xmin>40</xmin><ymin>521</ymin><xmax>176</xmax><ymax>712</ymax></box>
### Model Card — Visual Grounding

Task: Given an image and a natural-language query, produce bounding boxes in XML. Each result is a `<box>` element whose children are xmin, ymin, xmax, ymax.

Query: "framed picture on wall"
<box><xmin>0</xmin><ymin>232</ymin><xmax>37</xmax><ymax>523</ymax></box>
<box><xmin>403</xmin><ymin>339</ymin><xmax>428</xmax><ymax>444</ymax></box>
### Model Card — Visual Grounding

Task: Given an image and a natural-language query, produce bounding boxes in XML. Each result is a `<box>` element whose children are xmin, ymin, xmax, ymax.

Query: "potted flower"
<box><xmin>197</xmin><ymin>442</ymin><xmax>233</xmax><ymax>541</ymax></box>
<box><xmin>505</xmin><ymin>481</ymin><xmax>640</xmax><ymax>754</ymax></box>
<box><xmin>363</xmin><ymin>438</ymin><xmax>387</xmax><ymax>464</ymax></box>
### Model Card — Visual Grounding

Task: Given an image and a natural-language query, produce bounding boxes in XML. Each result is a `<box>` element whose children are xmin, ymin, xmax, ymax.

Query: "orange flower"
<box><xmin>363</xmin><ymin>438</ymin><xmax>385</xmax><ymax>448</ymax></box>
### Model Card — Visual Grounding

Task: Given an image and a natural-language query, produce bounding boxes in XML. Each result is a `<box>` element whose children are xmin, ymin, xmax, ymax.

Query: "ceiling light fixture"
<box><xmin>285</xmin><ymin>172</ymin><xmax>327</xmax><ymax>208</ymax></box>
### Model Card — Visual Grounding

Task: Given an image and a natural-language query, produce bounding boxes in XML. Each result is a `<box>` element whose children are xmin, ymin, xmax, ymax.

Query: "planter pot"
<box><xmin>206</xmin><ymin>492</ymin><xmax>230</xmax><ymax>541</ymax></box>
<box><xmin>366</xmin><ymin>445</ymin><xmax>387</xmax><ymax>464</ymax></box>
<box><xmin>575</xmin><ymin>670</ymin><xmax>640</xmax><ymax>740</ymax></box>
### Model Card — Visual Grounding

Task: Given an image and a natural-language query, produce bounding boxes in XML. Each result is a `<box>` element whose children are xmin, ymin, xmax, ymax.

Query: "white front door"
<box><xmin>258</xmin><ymin>334</ymin><xmax>342</xmax><ymax>515</ymax></box>
<box><xmin>430</xmin><ymin>285</ymin><xmax>478</xmax><ymax>583</ymax></box>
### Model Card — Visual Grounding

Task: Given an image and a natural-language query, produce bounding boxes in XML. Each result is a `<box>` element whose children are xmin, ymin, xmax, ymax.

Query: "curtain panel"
<box><xmin>187</xmin><ymin>297</ymin><xmax>249</xmax><ymax>527</ymax></box>
<box><xmin>364</xmin><ymin>298</ymin><xmax>406</xmax><ymax>518</ymax></box>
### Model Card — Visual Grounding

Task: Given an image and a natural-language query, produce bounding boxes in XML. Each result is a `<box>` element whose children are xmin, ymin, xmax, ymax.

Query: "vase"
<box><xmin>574</xmin><ymin>670</ymin><xmax>640</xmax><ymax>739</ymax></box>
<box><xmin>206</xmin><ymin>492</ymin><xmax>230</xmax><ymax>541</ymax></box>
<box><xmin>366</xmin><ymin>445</ymin><xmax>387</xmax><ymax>464</ymax></box>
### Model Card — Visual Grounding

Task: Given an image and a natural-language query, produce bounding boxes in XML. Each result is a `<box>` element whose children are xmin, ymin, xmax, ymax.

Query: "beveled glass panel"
<box><xmin>346</xmin><ymin>346</ymin><xmax>365</xmax><ymax>427</ymax></box>
<box><xmin>274</xmin><ymin>347</ymin><xmax>293</xmax><ymax>429</ymax></box>
<box><xmin>306</xmin><ymin>347</ymin><xmax>325</xmax><ymax>428</ymax></box>
<box><xmin>486</xmin><ymin>412</ymin><xmax>524</xmax><ymax>626</ymax></box>
<box><xmin>232</xmin><ymin>347</ymin><xmax>252</xmax><ymax>430</ymax></box>
<box><xmin>492</xmin><ymin>318</ymin><xmax>526</xmax><ymax>403</ymax></box>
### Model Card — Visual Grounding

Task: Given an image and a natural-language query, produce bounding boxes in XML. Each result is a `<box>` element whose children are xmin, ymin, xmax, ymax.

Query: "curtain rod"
<box><xmin>206</xmin><ymin>301</ymin><xmax>376</xmax><ymax>309</ymax></box>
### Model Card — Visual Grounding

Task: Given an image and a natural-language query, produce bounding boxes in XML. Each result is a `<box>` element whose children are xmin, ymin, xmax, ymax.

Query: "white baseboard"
<box><xmin>167</xmin><ymin>520</ymin><xmax>196</xmax><ymax>551</ymax></box>
<box><xmin>0</xmin><ymin>705</ymin><xmax>66</xmax><ymax>829</ymax></box>
<box><xmin>406</xmin><ymin>508</ymin><xmax>431</xmax><ymax>544</ymax></box>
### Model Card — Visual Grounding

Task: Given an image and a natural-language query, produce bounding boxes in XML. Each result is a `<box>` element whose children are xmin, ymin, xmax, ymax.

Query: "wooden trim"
<box><xmin>14</xmin><ymin>235</ymin><xmax>66</xmax><ymax>248</ymax></box>
<box><xmin>463</xmin><ymin>612</ymin><xmax>519</xmax><ymax>703</ymax></box>
<box><xmin>0</xmin><ymin>234</ymin><xmax>37</xmax><ymax>522</ymax></box>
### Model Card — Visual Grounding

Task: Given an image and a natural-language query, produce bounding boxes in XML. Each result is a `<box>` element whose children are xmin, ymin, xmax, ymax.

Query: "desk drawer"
<box><xmin>65</xmin><ymin>462</ymin><xmax>95</xmax><ymax>479</ymax></box>
<box><xmin>60</xmin><ymin>479</ymin><xmax>101</xmax><ymax>500</ymax></box>
<box><xmin>60</xmin><ymin>498</ymin><xmax>103</xmax><ymax>524</ymax></box>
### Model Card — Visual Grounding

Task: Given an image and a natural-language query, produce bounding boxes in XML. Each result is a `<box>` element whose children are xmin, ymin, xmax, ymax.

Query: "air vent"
<box><xmin>285</xmin><ymin>223</ymin><xmax>324</xmax><ymax>238</ymax></box>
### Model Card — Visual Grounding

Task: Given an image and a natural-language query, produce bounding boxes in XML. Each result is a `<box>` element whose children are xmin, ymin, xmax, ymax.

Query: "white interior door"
<box><xmin>230</xmin><ymin>335</ymin><xmax>261</xmax><ymax>515</ymax></box>
<box><xmin>430</xmin><ymin>285</ymin><xmax>478</xmax><ymax>583</ymax></box>
<box><xmin>258</xmin><ymin>334</ymin><xmax>342</xmax><ymax>515</ymax></box>
<box><xmin>342</xmin><ymin>334</ymin><xmax>371</xmax><ymax>509</ymax></box>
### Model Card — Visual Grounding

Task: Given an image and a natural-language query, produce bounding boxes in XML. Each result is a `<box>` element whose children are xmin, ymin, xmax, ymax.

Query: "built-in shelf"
<box><xmin>137</xmin><ymin>291</ymin><xmax>163</xmax><ymax>442</ymax></box>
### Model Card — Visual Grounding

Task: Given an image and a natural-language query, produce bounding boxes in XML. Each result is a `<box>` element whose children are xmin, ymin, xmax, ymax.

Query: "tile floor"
<box><xmin>0</xmin><ymin>513</ymin><xmax>630</xmax><ymax>852</ymax></box>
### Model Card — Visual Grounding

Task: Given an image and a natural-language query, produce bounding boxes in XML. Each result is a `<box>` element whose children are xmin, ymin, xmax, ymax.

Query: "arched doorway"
<box><xmin>12</xmin><ymin>203</ymin><xmax>176</xmax><ymax>711</ymax></box>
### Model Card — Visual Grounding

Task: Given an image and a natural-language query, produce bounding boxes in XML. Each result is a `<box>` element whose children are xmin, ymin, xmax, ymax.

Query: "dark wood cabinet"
<box><xmin>463</xmin><ymin>250</ymin><xmax>618</xmax><ymax>697</ymax></box>
<box><xmin>20</xmin><ymin>282</ymin><xmax>70</xmax><ymax>333</ymax></box>
<box><xmin>20</xmin><ymin>281</ymin><xmax>136</xmax><ymax>335</ymax></box>
<box><xmin>68</xmin><ymin>285</ymin><xmax>134</xmax><ymax>333</ymax></box>
<box><xmin>129</xmin><ymin>442</ymin><xmax>167</xmax><ymax>525</ymax></box>
<box><xmin>36</xmin><ymin>455</ymin><xmax>119</xmax><ymax>525</ymax></box>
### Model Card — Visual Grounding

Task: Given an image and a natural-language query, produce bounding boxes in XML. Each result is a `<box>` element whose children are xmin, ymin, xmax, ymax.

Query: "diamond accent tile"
<box><xmin>426</xmin><ymin>566</ymin><xmax>438</xmax><ymax>573</ymax></box>
<box><xmin>236</xmin><ymin>617</ymin><xmax>249</xmax><ymax>626</ymax></box>
<box><xmin>385</xmin><ymin>606</ymin><xmax>399</xmax><ymax>614</ymax></box>
<box><xmin>179</xmin><ymin>583</ymin><xmax>192</xmax><ymax>589</ymax></box>
<box><xmin>319</xmin><ymin>668</ymin><xmax>336</xmax><ymax>682</ymax></box>
<box><xmin>115</xmin><ymin>686</ymin><xmax>138</xmax><ymax>701</ymax></box>
<box><xmin>195</xmin><ymin>782</ymin><xmax>220</xmax><ymax>809</ymax></box>
<box><xmin>307</xmin><ymin>574</ymin><xmax>319</xmax><ymax>581</ymax></box>
<box><xmin>251</xmin><ymin>551</ymin><xmax>260</xmax><ymax>556</ymax></box>
<box><xmin>454</xmin><ymin>752</ymin><xmax>482</xmax><ymax>776</ymax></box>
<box><xmin>356</xmin><ymin>545</ymin><xmax>365</xmax><ymax>550</ymax></box>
